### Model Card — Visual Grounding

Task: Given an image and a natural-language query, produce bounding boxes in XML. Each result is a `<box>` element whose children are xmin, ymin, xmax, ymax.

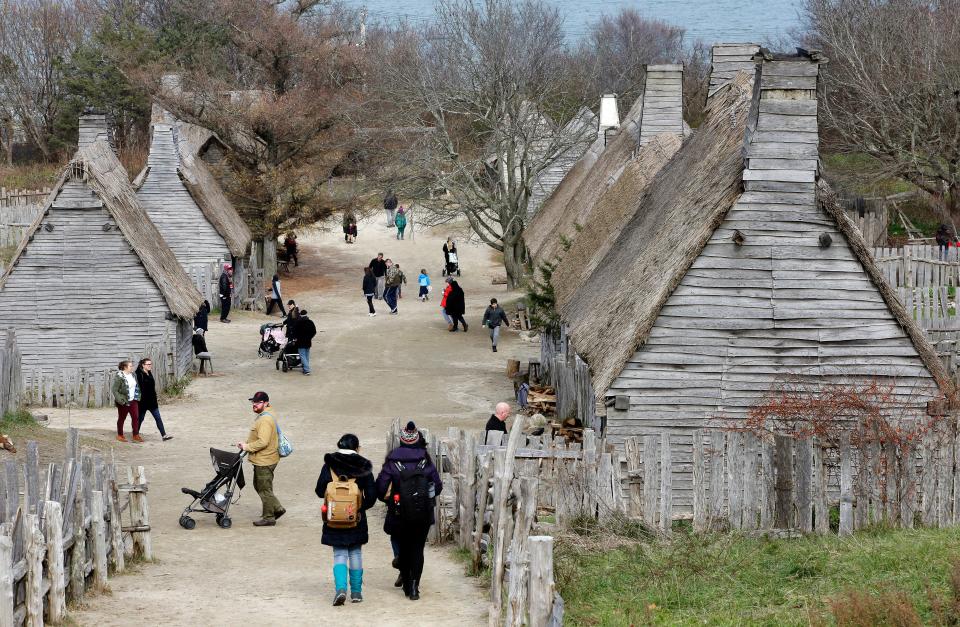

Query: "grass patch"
<box><xmin>1</xmin><ymin>408</ymin><xmax>114</xmax><ymax>464</ymax></box>
<box><xmin>1</xmin><ymin>407</ymin><xmax>36</xmax><ymax>430</ymax></box>
<box><xmin>0</xmin><ymin>162</ymin><xmax>62</xmax><ymax>190</ymax></box>
<box><xmin>0</xmin><ymin>244</ymin><xmax>16</xmax><ymax>265</ymax></box>
<box><xmin>451</xmin><ymin>545</ymin><xmax>491</xmax><ymax>584</ymax></box>
<box><xmin>161</xmin><ymin>374</ymin><xmax>193</xmax><ymax>401</ymax></box>
<box><xmin>555</xmin><ymin>526</ymin><xmax>960</xmax><ymax>625</ymax></box>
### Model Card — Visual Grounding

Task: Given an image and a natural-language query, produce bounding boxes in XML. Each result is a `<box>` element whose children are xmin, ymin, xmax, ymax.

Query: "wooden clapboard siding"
<box><xmin>709</xmin><ymin>43</ymin><xmax>760</xmax><ymax>95</ymax></box>
<box><xmin>0</xmin><ymin>185</ymin><xmax>181</xmax><ymax>375</ymax></box>
<box><xmin>607</xmin><ymin>57</ymin><xmax>939</xmax><ymax>510</ymax></box>
<box><xmin>137</xmin><ymin>125</ymin><xmax>230</xmax><ymax>268</ymax></box>
<box><xmin>528</xmin><ymin>108</ymin><xmax>596</xmax><ymax>218</ymax></box>
<box><xmin>640</xmin><ymin>65</ymin><xmax>684</xmax><ymax>145</ymax></box>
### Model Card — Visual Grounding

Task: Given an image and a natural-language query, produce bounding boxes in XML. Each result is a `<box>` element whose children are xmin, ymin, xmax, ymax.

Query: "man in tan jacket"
<box><xmin>237</xmin><ymin>391</ymin><xmax>285</xmax><ymax>526</ymax></box>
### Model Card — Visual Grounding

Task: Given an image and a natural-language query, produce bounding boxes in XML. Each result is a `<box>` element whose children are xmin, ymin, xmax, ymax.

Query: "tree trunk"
<box><xmin>502</xmin><ymin>238</ymin><xmax>527</xmax><ymax>289</ymax></box>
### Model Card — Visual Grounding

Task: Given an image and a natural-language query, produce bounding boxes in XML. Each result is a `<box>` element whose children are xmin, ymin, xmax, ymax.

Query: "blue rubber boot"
<box><xmin>333</xmin><ymin>564</ymin><xmax>348</xmax><ymax>606</ymax></box>
<box><xmin>349</xmin><ymin>569</ymin><xmax>363</xmax><ymax>602</ymax></box>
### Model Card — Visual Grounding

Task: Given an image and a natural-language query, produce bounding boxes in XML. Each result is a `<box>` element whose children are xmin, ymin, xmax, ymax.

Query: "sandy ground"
<box><xmin>43</xmin><ymin>217</ymin><xmax>536</xmax><ymax>626</ymax></box>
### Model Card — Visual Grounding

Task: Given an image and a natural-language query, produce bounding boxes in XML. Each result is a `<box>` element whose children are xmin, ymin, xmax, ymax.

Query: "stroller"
<box><xmin>276</xmin><ymin>337</ymin><xmax>302</xmax><ymax>372</ymax></box>
<box><xmin>442</xmin><ymin>251</ymin><xmax>461</xmax><ymax>276</ymax></box>
<box><xmin>258</xmin><ymin>322</ymin><xmax>286</xmax><ymax>358</ymax></box>
<box><xmin>179</xmin><ymin>448</ymin><xmax>246</xmax><ymax>529</ymax></box>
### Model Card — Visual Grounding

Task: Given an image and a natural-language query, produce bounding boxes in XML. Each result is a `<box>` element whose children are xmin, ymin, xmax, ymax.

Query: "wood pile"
<box><xmin>526</xmin><ymin>385</ymin><xmax>556</xmax><ymax>416</ymax></box>
<box><xmin>549</xmin><ymin>416</ymin><xmax>583</xmax><ymax>444</ymax></box>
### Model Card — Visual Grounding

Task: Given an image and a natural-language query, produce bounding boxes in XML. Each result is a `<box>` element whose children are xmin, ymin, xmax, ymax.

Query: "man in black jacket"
<box><xmin>291</xmin><ymin>309</ymin><xmax>317</xmax><ymax>375</ymax></box>
<box><xmin>383</xmin><ymin>190</ymin><xmax>398</xmax><ymax>227</ymax></box>
<box><xmin>369</xmin><ymin>253</ymin><xmax>387</xmax><ymax>300</ymax></box>
<box><xmin>218</xmin><ymin>264</ymin><xmax>233</xmax><ymax>323</ymax></box>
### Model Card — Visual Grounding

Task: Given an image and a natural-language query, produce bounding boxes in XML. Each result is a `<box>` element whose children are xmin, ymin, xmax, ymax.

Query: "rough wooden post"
<box><xmin>773</xmin><ymin>435</ymin><xmax>794</xmax><ymax>529</ymax></box>
<box><xmin>24</xmin><ymin>442</ymin><xmax>40</xmax><ymax>515</ymax></box>
<box><xmin>743</xmin><ymin>433</ymin><xmax>759</xmax><ymax>531</ymax></box>
<box><xmin>581</xmin><ymin>429</ymin><xmax>597</xmax><ymax>519</ymax></box>
<box><xmin>459</xmin><ymin>432</ymin><xmax>476</xmax><ymax>550</ymax></box>
<box><xmin>902</xmin><ymin>434</ymin><xmax>917</xmax><ymax>529</ymax></box>
<box><xmin>727</xmin><ymin>432</ymin><xmax>743</xmax><ymax>530</ymax></box>
<box><xmin>91</xmin><ymin>491</ymin><xmax>108</xmax><ymax>590</ymax></box>
<box><xmin>471</xmin><ymin>454</ymin><xmax>494</xmax><ymax>573</ymax></box>
<box><xmin>0</xmin><ymin>535</ymin><xmax>13</xmax><ymax>627</ymax></box>
<box><xmin>839</xmin><ymin>432</ymin><xmax>854</xmax><ymax>536</ymax></box>
<box><xmin>505</xmin><ymin>478</ymin><xmax>538</xmax><ymax>627</ymax></box>
<box><xmin>43</xmin><ymin>501</ymin><xmax>66</xmax><ymax>623</ymax></box>
<box><xmin>489</xmin><ymin>415</ymin><xmax>526</xmax><ymax>627</ymax></box>
<box><xmin>708</xmin><ymin>431</ymin><xmax>725</xmax><ymax>529</ymax></box>
<box><xmin>642</xmin><ymin>435</ymin><xmax>659</xmax><ymax>528</ymax></box>
<box><xmin>760</xmin><ymin>435</ymin><xmax>775</xmax><ymax>529</ymax></box>
<box><xmin>624</xmin><ymin>437</ymin><xmax>643</xmax><ymax>519</ymax></box>
<box><xmin>795</xmin><ymin>437</ymin><xmax>813</xmax><ymax>533</ymax></box>
<box><xmin>108</xmin><ymin>472</ymin><xmax>125</xmax><ymax>574</ymax></box>
<box><xmin>921</xmin><ymin>430</ymin><xmax>938</xmax><ymax>527</ymax></box>
<box><xmin>130</xmin><ymin>466</ymin><xmax>152</xmax><ymax>560</ymax></box>
<box><xmin>659</xmin><ymin>433</ymin><xmax>672</xmax><ymax>535</ymax></box>
<box><xmin>24</xmin><ymin>514</ymin><xmax>43</xmax><ymax>627</ymax></box>
<box><xmin>528</xmin><ymin>536</ymin><xmax>555</xmax><ymax>627</ymax></box>
<box><xmin>813</xmin><ymin>439</ymin><xmax>829</xmax><ymax>535</ymax></box>
<box><xmin>692</xmin><ymin>431</ymin><xmax>706</xmax><ymax>532</ymax></box>
<box><xmin>69</xmin><ymin>469</ymin><xmax>85</xmax><ymax>604</ymax></box>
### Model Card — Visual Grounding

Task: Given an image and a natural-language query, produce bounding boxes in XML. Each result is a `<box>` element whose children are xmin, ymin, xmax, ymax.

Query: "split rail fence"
<box><xmin>0</xmin><ymin>430</ymin><xmax>152</xmax><ymax>626</ymax></box>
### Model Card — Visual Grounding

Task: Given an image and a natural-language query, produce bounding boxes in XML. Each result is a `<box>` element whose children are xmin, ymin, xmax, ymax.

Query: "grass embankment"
<box><xmin>1</xmin><ymin>409</ymin><xmax>114</xmax><ymax>464</ymax></box>
<box><xmin>0</xmin><ymin>163</ymin><xmax>61</xmax><ymax>190</ymax></box>
<box><xmin>556</xmin><ymin>520</ymin><xmax>960</xmax><ymax>625</ymax></box>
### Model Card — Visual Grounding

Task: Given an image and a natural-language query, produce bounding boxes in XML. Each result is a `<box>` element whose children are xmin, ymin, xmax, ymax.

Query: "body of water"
<box><xmin>346</xmin><ymin>0</ymin><xmax>804</xmax><ymax>45</ymax></box>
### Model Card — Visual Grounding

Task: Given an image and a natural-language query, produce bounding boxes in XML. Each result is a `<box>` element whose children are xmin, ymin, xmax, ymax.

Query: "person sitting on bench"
<box><xmin>193</xmin><ymin>328</ymin><xmax>213</xmax><ymax>372</ymax></box>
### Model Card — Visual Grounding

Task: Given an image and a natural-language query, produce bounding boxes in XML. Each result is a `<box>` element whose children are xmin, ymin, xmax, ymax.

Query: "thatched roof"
<box><xmin>552</xmin><ymin>132</ymin><xmax>682</xmax><ymax>310</ymax></box>
<box><xmin>527</xmin><ymin>95</ymin><xmax>645</xmax><ymax>267</ymax></box>
<box><xmin>0</xmin><ymin>140</ymin><xmax>203</xmax><ymax>319</ymax></box>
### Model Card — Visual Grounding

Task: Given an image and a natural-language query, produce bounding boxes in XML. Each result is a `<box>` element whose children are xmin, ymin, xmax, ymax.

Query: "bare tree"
<box><xmin>372</xmin><ymin>0</ymin><xmax>594</xmax><ymax>288</ymax></box>
<box><xmin>0</xmin><ymin>0</ymin><xmax>86</xmax><ymax>160</ymax></box>
<box><xmin>806</xmin><ymin>0</ymin><xmax>960</xmax><ymax>218</ymax></box>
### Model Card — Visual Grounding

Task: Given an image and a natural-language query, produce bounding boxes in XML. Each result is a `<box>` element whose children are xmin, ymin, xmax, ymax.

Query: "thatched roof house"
<box><xmin>0</xmin><ymin>119</ymin><xmax>203</xmax><ymax>384</ymax></box>
<box><xmin>561</xmin><ymin>52</ymin><xmax>949</xmax><ymax>454</ymax></box>
<box><xmin>527</xmin><ymin>107</ymin><xmax>598</xmax><ymax>218</ymax></box>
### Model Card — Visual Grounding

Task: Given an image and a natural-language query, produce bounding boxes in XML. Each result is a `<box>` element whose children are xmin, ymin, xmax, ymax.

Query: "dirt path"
<box><xmin>45</xmin><ymin>218</ymin><xmax>535</xmax><ymax>625</ymax></box>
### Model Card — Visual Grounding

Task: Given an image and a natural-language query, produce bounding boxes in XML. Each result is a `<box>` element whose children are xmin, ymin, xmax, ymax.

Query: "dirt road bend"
<box><xmin>48</xmin><ymin>219</ymin><xmax>534</xmax><ymax>626</ymax></box>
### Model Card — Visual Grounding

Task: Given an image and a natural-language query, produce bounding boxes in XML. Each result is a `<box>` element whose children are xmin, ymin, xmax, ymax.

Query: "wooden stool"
<box><xmin>196</xmin><ymin>355</ymin><xmax>213</xmax><ymax>375</ymax></box>
<box><xmin>528</xmin><ymin>358</ymin><xmax>541</xmax><ymax>383</ymax></box>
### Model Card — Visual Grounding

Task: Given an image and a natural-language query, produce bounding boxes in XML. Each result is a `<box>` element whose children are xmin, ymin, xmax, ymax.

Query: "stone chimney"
<box><xmin>77</xmin><ymin>111</ymin><xmax>113</xmax><ymax>152</ymax></box>
<box><xmin>639</xmin><ymin>64</ymin><xmax>684</xmax><ymax>146</ymax></box>
<box><xmin>709</xmin><ymin>43</ymin><xmax>761</xmax><ymax>96</ymax></box>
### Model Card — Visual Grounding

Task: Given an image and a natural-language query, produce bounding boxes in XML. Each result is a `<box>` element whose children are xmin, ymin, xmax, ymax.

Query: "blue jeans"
<box><xmin>298</xmin><ymin>347</ymin><xmax>311</xmax><ymax>374</ymax></box>
<box><xmin>384</xmin><ymin>285</ymin><xmax>399</xmax><ymax>311</ymax></box>
<box><xmin>333</xmin><ymin>545</ymin><xmax>363</xmax><ymax>570</ymax></box>
<box><xmin>142</xmin><ymin>407</ymin><xmax>167</xmax><ymax>437</ymax></box>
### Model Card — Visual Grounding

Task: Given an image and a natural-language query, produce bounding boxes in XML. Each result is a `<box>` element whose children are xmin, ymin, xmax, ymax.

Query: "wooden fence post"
<box><xmin>528</xmin><ymin>536</ymin><xmax>557</xmax><ymax>627</ymax></box>
<box><xmin>642</xmin><ymin>435</ymin><xmax>658</xmax><ymax>528</ymax></box>
<box><xmin>659</xmin><ymin>433</ymin><xmax>672</xmax><ymax>536</ymax></box>
<box><xmin>708</xmin><ymin>431</ymin><xmax>725</xmax><ymax>529</ymax></box>
<box><xmin>43</xmin><ymin>501</ymin><xmax>65</xmax><ymax>623</ymax></box>
<box><xmin>839</xmin><ymin>432</ymin><xmax>854</xmax><ymax>536</ymax></box>
<box><xmin>624</xmin><ymin>437</ymin><xmax>642</xmax><ymax>519</ymax></box>
<box><xmin>489</xmin><ymin>415</ymin><xmax>526</xmax><ymax>627</ymax></box>
<box><xmin>108</xmin><ymin>471</ymin><xmax>125</xmax><ymax>573</ymax></box>
<box><xmin>692</xmin><ymin>431</ymin><xmax>706</xmax><ymax>532</ymax></box>
<box><xmin>0</xmin><ymin>535</ymin><xmax>13</xmax><ymax>627</ymax></box>
<box><xmin>795</xmin><ymin>438</ymin><xmax>813</xmax><ymax>533</ymax></box>
<box><xmin>505</xmin><ymin>478</ymin><xmax>538</xmax><ymax>627</ymax></box>
<box><xmin>69</xmin><ymin>469</ymin><xmax>85</xmax><ymax>604</ymax></box>
<box><xmin>129</xmin><ymin>467</ymin><xmax>152</xmax><ymax>560</ymax></box>
<box><xmin>91</xmin><ymin>491</ymin><xmax>108</xmax><ymax>590</ymax></box>
<box><xmin>24</xmin><ymin>514</ymin><xmax>42</xmax><ymax>627</ymax></box>
<box><xmin>459</xmin><ymin>432</ymin><xmax>477</xmax><ymax>551</ymax></box>
<box><xmin>773</xmin><ymin>435</ymin><xmax>793</xmax><ymax>529</ymax></box>
<box><xmin>471</xmin><ymin>454</ymin><xmax>494</xmax><ymax>573</ymax></box>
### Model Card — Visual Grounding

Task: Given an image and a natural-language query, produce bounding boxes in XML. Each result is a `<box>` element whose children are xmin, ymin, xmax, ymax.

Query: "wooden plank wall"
<box><xmin>136</xmin><ymin>125</ymin><xmax>230</xmax><ymax>269</ymax></box>
<box><xmin>0</xmin><ymin>330</ymin><xmax>22</xmax><ymax>418</ymax></box>
<box><xmin>528</xmin><ymin>108</ymin><xmax>597</xmax><ymax>219</ymax></box>
<box><xmin>639</xmin><ymin>65</ymin><xmax>684</xmax><ymax>146</ymax></box>
<box><xmin>708</xmin><ymin>43</ymin><xmax>760</xmax><ymax>96</ymax></box>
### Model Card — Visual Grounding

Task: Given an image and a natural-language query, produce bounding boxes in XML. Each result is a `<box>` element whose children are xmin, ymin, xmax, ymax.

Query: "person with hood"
<box><xmin>395</xmin><ymin>206</ymin><xmax>408</xmax><ymax>240</ymax></box>
<box><xmin>290</xmin><ymin>309</ymin><xmax>317</xmax><ymax>375</ymax></box>
<box><xmin>362</xmin><ymin>267</ymin><xmax>377</xmax><ymax>317</ymax></box>
<box><xmin>266</xmin><ymin>274</ymin><xmax>283</xmax><ymax>315</ymax></box>
<box><xmin>482</xmin><ymin>298</ymin><xmax>510</xmax><ymax>352</ymax></box>
<box><xmin>439</xmin><ymin>277</ymin><xmax>454</xmax><ymax>329</ymax></box>
<box><xmin>194</xmin><ymin>299</ymin><xmax>210</xmax><ymax>332</ymax></box>
<box><xmin>376</xmin><ymin>422</ymin><xmax>443</xmax><ymax>601</ymax></box>
<box><xmin>218</xmin><ymin>264</ymin><xmax>233</xmax><ymax>323</ymax></box>
<box><xmin>383</xmin><ymin>190</ymin><xmax>398</xmax><ymax>227</ymax></box>
<box><xmin>315</xmin><ymin>434</ymin><xmax>377</xmax><ymax>606</ymax></box>
<box><xmin>445</xmin><ymin>280</ymin><xmax>468</xmax><ymax>332</ymax></box>
<box><xmin>135</xmin><ymin>358</ymin><xmax>173</xmax><ymax>441</ymax></box>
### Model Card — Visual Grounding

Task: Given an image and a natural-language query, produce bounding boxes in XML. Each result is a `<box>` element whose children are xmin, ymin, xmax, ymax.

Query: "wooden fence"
<box><xmin>0</xmin><ymin>189</ymin><xmax>49</xmax><ymax>209</ymax></box>
<box><xmin>186</xmin><ymin>260</ymin><xmax>265</xmax><ymax>313</ymax></box>
<box><xmin>0</xmin><ymin>431</ymin><xmax>152</xmax><ymax>625</ymax></box>
<box><xmin>0</xmin><ymin>331</ymin><xmax>21</xmax><ymax>418</ymax></box>
<box><xmin>21</xmin><ymin>341</ymin><xmax>174</xmax><ymax>409</ymax></box>
<box><xmin>0</xmin><ymin>204</ymin><xmax>43</xmax><ymax>248</ymax></box>
<box><xmin>538</xmin><ymin>330</ymin><xmax>596</xmax><ymax>428</ymax></box>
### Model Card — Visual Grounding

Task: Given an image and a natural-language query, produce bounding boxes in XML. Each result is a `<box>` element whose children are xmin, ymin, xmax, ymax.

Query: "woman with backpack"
<box><xmin>315</xmin><ymin>434</ymin><xmax>377</xmax><ymax>606</ymax></box>
<box><xmin>375</xmin><ymin>421</ymin><xmax>443</xmax><ymax>601</ymax></box>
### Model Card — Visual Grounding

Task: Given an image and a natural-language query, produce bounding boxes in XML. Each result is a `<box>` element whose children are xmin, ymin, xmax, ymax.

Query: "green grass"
<box><xmin>0</xmin><ymin>245</ymin><xmax>16</xmax><ymax>265</ymax></box>
<box><xmin>555</xmin><ymin>526</ymin><xmax>960</xmax><ymax>625</ymax></box>
<box><xmin>161</xmin><ymin>374</ymin><xmax>193</xmax><ymax>400</ymax></box>
<box><xmin>0</xmin><ymin>163</ymin><xmax>62</xmax><ymax>190</ymax></box>
<box><xmin>1</xmin><ymin>407</ymin><xmax>35</xmax><ymax>430</ymax></box>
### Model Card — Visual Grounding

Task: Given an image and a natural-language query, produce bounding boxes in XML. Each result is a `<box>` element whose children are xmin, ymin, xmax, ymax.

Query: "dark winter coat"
<box><xmin>362</xmin><ymin>274</ymin><xmax>377</xmax><ymax>295</ymax></box>
<box><xmin>315</xmin><ymin>451</ymin><xmax>377</xmax><ymax>547</ymax></box>
<box><xmin>443</xmin><ymin>243</ymin><xmax>457</xmax><ymax>263</ymax></box>
<box><xmin>194</xmin><ymin>300</ymin><xmax>210</xmax><ymax>331</ymax></box>
<box><xmin>134</xmin><ymin>368</ymin><xmax>159</xmax><ymax>412</ymax></box>
<box><xmin>384</xmin><ymin>193</ymin><xmax>398</xmax><ymax>211</ymax></box>
<box><xmin>291</xmin><ymin>316</ymin><xmax>317</xmax><ymax>348</ymax></box>
<box><xmin>369</xmin><ymin>258</ymin><xmax>387</xmax><ymax>278</ymax></box>
<box><xmin>485</xmin><ymin>414</ymin><xmax>507</xmax><ymax>435</ymax></box>
<box><xmin>218</xmin><ymin>272</ymin><xmax>231</xmax><ymax>298</ymax></box>
<box><xmin>375</xmin><ymin>442</ymin><xmax>443</xmax><ymax>534</ymax></box>
<box><xmin>445</xmin><ymin>282</ymin><xmax>465</xmax><ymax>317</ymax></box>
<box><xmin>482</xmin><ymin>305</ymin><xmax>509</xmax><ymax>328</ymax></box>
<box><xmin>192</xmin><ymin>334</ymin><xmax>208</xmax><ymax>355</ymax></box>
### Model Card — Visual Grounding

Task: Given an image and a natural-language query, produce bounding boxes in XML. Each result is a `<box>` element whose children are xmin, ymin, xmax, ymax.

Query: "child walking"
<box><xmin>315</xmin><ymin>434</ymin><xmax>377</xmax><ymax>606</ymax></box>
<box><xmin>418</xmin><ymin>269</ymin><xmax>431</xmax><ymax>301</ymax></box>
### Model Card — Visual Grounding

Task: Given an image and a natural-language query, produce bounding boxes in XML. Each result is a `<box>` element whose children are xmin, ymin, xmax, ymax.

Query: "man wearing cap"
<box><xmin>218</xmin><ymin>264</ymin><xmax>233</xmax><ymax>323</ymax></box>
<box><xmin>237</xmin><ymin>391</ymin><xmax>286</xmax><ymax>526</ymax></box>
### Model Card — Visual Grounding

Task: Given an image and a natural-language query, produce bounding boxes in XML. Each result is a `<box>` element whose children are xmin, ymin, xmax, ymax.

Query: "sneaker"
<box><xmin>333</xmin><ymin>591</ymin><xmax>347</xmax><ymax>606</ymax></box>
<box><xmin>252</xmin><ymin>518</ymin><xmax>276</xmax><ymax>527</ymax></box>
<box><xmin>493</xmin><ymin>346</ymin><xmax>498</xmax><ymax>352</ymax></box>
<box><xmin>368</xmin><ymin>313</ymin><xmax>375</xmax><ymax>317</ymax></box>
<box><xmin>351</xmin><ymin>590</ymin><xmax>363</xmax><ymax>603</ymax></box>
<box><xmin>162</xmin><ymin>435</ymin><xmax>174</xmax><ymax>441</ymax></box>
<box><xmin>116</xmin><ymin>435</ymin><xmax>127</xmax><ymax>443</ymax></box>
<box><xmin>390</xmin><ymin>309</ymin><xmax>398</xmax><ymax>315</ymax></box>
<box><xmin>303</xmin><ymin>371</ymin><xmax>311</xmax><ymax>376</ymax></box>
<box><xmin>131</xmin><ymin>434</ymin><xmax>144</xmax><ymax>443</ymax></box>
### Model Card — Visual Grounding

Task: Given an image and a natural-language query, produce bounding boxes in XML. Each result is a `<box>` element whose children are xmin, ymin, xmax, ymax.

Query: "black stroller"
<box><xmin>179</xmin><ymin>448</ymin><xmax>246</xmax><ymax>529</ymax></box>
<box><xmin>276</xmin><ymin>337</ymin><xmax>302</xmax><ymax>372</ymax></box>
<box><xmin>442</xmin><ymin>250</ymin><xmax>461</xmax><ymax>277</ymax></box>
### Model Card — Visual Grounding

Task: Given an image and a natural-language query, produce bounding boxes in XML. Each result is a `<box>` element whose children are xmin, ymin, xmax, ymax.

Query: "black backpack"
<box><xmin>395</xmin><ymin>459</ymin><xmax>432</xmax><ymax>526</ymax></box>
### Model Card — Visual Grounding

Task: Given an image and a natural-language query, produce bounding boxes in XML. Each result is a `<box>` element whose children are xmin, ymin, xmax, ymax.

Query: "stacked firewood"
<box><xmin>526</xmin><ymin>385</ymin><xmax>556</xmax><ymax>415</ymax></box>
<box><xmin>550</xmin><ymin>416</ymin><xmax>584</xmax><ymax>444</ymax></box>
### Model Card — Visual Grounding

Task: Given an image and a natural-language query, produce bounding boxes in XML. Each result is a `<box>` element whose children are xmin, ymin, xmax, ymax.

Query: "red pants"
<box><xmin>117</xmin><ymin>400</ymin><xmax>140</xmax><ymax>436</ymax></box>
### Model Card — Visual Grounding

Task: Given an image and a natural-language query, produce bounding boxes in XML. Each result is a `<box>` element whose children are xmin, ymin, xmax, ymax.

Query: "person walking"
<box><xmin>218</xmin><ymin>264</ymin><xmax>233</xmax><ymax>323</ymax></box>
<box><xmin>111</xmin><ymin>361</ymin><xmax>142</xmax><ymax>443</ymax></box>
<box><xmin>369</xmin><ymin>253</ymin><xmax>387</xmax><ymax>300</ymax></box>
<box><xmin>194</xmin><ymin>299</ymin><xmax>210</xmax><ymax>332</ymax></box>
<box><xmin>395</xmin><ymin>207</ymin><xmax>407</xmax><ymax>240</ymax></box>
<box><xmin>284</xmin><ymin>233</ymin><xmax>299</xmax><ymax>267</ymax></box>
<box><xmin>376</xmin><ymin>422</ymin><xmax>443</xmax><ymax>601</ymax></box>
<box><xmin>291</xmin><ymin>309</ymin><xmax>317</xmax><ymax>375</ymax></box>
<box><xmin>315</xmin><ymin>434</ymin><xmax>377</xmax><ymax>606</ymax></box>
<box><xmin>442</xmin><ymin>238</ymin><xmax>458</xmax><ymax>275</ymax></box>
<box><xmin>937</xmin><ymin>223</ymin><xmax>952</xmax><ymax>260</ymax></box>
<box><xmin>384</xmin><ymin>260</ymin><xmax>402</xmax><ymax>314</ymax></box>
<box><xmin>418</xmin><ymin>269</ymin><xmax>431</xmax><ymax>301</ymax></box>
<box><xmin>485</xmin><ymin>402</ymin><xmax>511</xmax><ymax>437</ymax></box>
<box><xmin>362</xmin><ymin>267</ymin><xmax>377</xmax><ymax>317</ymax></box>
<box><xmin>384</xmin><ymin>190</ymin><xmax>398</xmax><ymax>227</ymax></box>
<box><xmin>347</xmin><ymin>219</ymin><xmax>358</xmax><ymax>244</ymax></box>
<box><xmin>482</xmin><ymin>298</ymin><xmax>510</xmax><ymax>352</ymax></box>
<box><xmin>237</xmin><ymin>391</ymin><xmax>286</xmax><ymax>526</ymax></box>
<box><xmin>445</xmin><ymin>280</ymin><xmax>467</xmax><ymax>332</ymax></box>
<box><xmin>395</xmin><ymin>263</ymin><xmax>407</xmax><ymax>299</ymax></box>
<box><xmin>135</xmin><ymin>358</ymin><xmax>173</xmax><ymax>441</ymax></box>
<box><xmin>266</xmin><ymin>273</ymin><xmax>284</xmax><ymax>315</ymax></box>
<box><xmin>439</xmin><ymin>277</ymin><xmax>453</xmax><ymax>329</ymax></box>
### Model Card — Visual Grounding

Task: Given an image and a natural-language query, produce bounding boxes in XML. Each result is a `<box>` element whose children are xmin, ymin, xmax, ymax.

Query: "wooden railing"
<box><xmin>0</xmin><ymin>431</ymin><xmax>152</xmax><ymax>625</ymax></box>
